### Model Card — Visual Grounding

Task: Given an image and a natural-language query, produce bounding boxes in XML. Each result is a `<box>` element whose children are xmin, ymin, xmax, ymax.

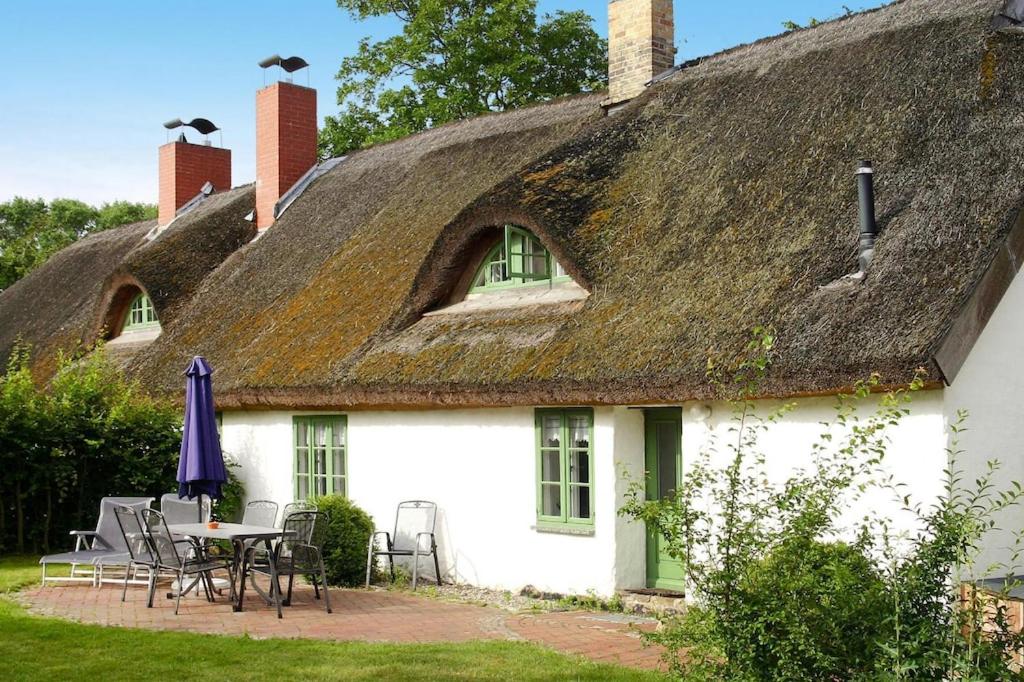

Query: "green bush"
<box><xmin>314</xmin><ymin>494</ymin><xmax>375</xmax><ymax>587</ymax></box>
<box><xmin>730</xmin><ymin>539</ymin><xmax>888</xmax><ymax>680</ymax></box>
<box><xmin>0</xmin><ymin>344</ymin><xmax>183</xmax><ymax>553</ymax></box>
<box><xmin>0</xmin><ymin>342</ymin><xmax>244</xmax><ymax>552</ymax></box>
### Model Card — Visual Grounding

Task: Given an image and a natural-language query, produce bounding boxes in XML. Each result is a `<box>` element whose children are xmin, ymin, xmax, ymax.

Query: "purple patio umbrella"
<box><xmin>177</xmin><ymin>356</ymin><xmax>227</xmax><ymax>507</ymax></box>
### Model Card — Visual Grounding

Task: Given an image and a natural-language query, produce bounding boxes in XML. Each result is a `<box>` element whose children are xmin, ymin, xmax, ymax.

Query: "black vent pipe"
<box><xmin>856</xmin><ymin>160</ymin><xmax>878</xmax><ymax>272</ymax></box>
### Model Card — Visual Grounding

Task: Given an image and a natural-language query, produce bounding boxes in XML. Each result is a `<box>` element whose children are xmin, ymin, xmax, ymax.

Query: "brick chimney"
<box><xmin>607</xmin><ymin>0</ymin><xmax>675</xmax><ymax>107</ymax></box>
<box><xmin>158</xmin><ymin>140</ymin><xmax>231</xmax><ymax>225</ymax></box>
<box><xmin>255</xmin><ymin>81</ymin><xmax>317</xmax><ymax>229</ymax></box>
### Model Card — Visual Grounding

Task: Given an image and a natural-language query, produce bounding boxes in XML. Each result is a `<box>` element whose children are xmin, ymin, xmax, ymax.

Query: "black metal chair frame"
<box><xmin>249</xmin><ymin>510</ymin><xmax>331</xmax><ymax>618</ymax></box>
<box><xmin>365</xmin><ymin>500</ymin><xmax>442</xmax><ymax>590</ymax></box>
<box><xmin>140</xmin><ymin>508</ymin><xmax>234</xmax><ymax>614</ymax></box>
<box><xmin>111</xmin><ymin>504</ymin><xmax>158</xmax><ymax>604</ymax></box>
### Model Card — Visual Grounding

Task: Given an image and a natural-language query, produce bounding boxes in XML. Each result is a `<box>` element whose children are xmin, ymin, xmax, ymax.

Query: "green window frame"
<box><xmin>293</xmin><ymin>416</ymin><xmax>348</xmax><ymax>500</ymax></box>
<box><xmin>123</xmin><ymin>293</ymin><xmax>159</xmax><ymax>331</ymax></box>
<box><xmin>535</xmin><ymin>408</ymin><xmax>594</xmax><ymax>530</ymax></box>
<box><xmin>471</xmin><ymin>225</ymin><xmax>571</xmax><ymax>292</ymax></box>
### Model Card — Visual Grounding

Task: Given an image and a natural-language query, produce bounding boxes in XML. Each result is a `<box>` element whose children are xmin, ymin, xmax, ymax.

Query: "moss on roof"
<box><xmin>5</xmin><ymin>0</ymin><xmax>1022</xmax><ymax>408</ymax></box>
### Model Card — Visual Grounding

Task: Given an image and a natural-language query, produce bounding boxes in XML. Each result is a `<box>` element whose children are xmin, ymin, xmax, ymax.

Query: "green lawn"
<box><xmin>0</xmin><ymin>556</ymin><xmax>663</xmax><ymax>681</ymax></box>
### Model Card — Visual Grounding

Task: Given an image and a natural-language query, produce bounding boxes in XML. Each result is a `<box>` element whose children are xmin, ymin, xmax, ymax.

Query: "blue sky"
<box><xmin>0</xmin><ymin>1</ymin><xmax>887</xmax><ymax>205</ymax></box>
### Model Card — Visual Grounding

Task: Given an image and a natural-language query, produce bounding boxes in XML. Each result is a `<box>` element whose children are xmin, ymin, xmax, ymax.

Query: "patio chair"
<box><xmin>243</xmin><ymin>500</ymin><xmax>279</xmax><ymax>527</ymax></box>
<box><xmin>39</xmin><ymin>496</ymin><xmax>154</xmax><ymax>586</ymax></box>
<box><xmin>107</xmin><ymin>503</ymin><xmax>158</xmax><ymax>604</ymax></box>
<box><xmin>160</xmin><ymin>493</ymin><xmax>211</xmax><ymax>525</ymax></box>
<box><xmin>140</xmin><ymin>508</ymin><xmax>234</xmax><ymax>614</ymax></box>
<box><xmin>250</xmin><ymin>510</ymin><xmax>331</xmax><ymax>618</ymax></box>
<box><xmin>280</xmin><ymin>500</ymin><xmax>317</xmax><ymax>526</ymax></box>
<box><xmin>365</xmin><ymin>500</ymin><xmax>442</xmax><ymax>590</ymax></box>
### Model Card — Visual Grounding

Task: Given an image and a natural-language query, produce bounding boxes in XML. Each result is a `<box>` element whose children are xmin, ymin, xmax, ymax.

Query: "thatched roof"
<box><xmin>0</xmin><ymin>185</ymin><xmax>254</xmax><ymax>376</ymax></box>
<box><xmin>4</xmin><ymin>0</ymin><xmax>1023</xmax><ymax>407</ymax></box>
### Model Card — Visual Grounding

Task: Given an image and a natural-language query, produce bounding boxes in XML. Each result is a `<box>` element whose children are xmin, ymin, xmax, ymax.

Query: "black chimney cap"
<box><xmin>258</xmin><ymin>54</ymin><xmax>309</xmax><ymax>73</ymax></box>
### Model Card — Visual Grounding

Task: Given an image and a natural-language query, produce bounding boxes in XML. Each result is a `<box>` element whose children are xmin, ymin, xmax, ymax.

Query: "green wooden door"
<box><xmin>644</xmin><ymin>408</ymin><xmax>685</xmax><ymax>592</ymax></box>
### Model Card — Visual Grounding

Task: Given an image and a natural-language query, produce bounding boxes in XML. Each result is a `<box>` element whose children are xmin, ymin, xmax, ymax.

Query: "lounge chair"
<box><xmin>365</xmin><ymin>500</ymin><xmax>442</xmax><ymax>590</ymax></box>
<box><xmin>39</xmin><ymin>496</ymin><xmax>153</xmax><ymax>586</ymax></box>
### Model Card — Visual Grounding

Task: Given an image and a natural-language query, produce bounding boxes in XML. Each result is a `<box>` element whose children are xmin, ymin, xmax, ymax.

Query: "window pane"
<box><xmin>297</xmin><ymin>477</ymin><xmax>309</xmax><ymax>500</ymax></box>
<box><xmin>331</xmin><ymin>419</ymin><xmax>345</xmax><ymax>447</ymax></box>
<box><xmin>313</xmin><ymin>447</ymin><xmax>327</xmax><ymax>476</ymax></box>
<box><xmin>542</xmin><ymin>416</ymin><xmax>561</xmax><ymax>449</ymax></box>
<box><xmin>568</xmin><ymin>416</ymin><xmax>589</xmax><ymax>449</ymax></box>
<box><xmin>541</xmin><ymin>450</ymin><xmax>560</xmax><ymax>482</ymax></box>
<box><xmin>314</xmin><ymin>422</ymin><xmax>328</xmax><ymax>448</ymax></box>
<box><xmin>656</xmin><ymin>421</ymin><xmax>679</xmax><ymax>499</ymax></box>
<box><xmin>297</xmin><ymin>424</ymin><xmax>308</xmax><ymax>448</ymax></box>
<box><xmin>570</xmin><ymin>450</ymin><xmax>589</xmax><ymax>484</ymax></box>
<box><xmin>541</xmin><ymin>483</ymin><xmax>561</xmax><ymax>517</ymax></box>
<box><xmin>332</xmin><ymin>476</ymin><xmax>345</xmax><ymax>497</ymax></box>
<box><xmin>295</xmin><ymin>448</ymin><xmax>308</xmax><ymax>474</ymax></box>
<box><xmin>332</xmin><ymin>448</ymin><xmax>344</xmax><ymax>479</ymax></box>
<box><xmin>570</xmin><ymin>485</ymin><xmax>591</xmax><ymax>520</ymax></box>
<box><xmin>315</xmin><ymin>477</ymin><xmax>327</xmax><ymax>497</ymax></box>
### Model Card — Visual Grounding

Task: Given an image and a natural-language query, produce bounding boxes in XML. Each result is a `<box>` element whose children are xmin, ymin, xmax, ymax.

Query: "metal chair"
<box><xmin>140</xmin><ymin>508</ymin><xmax>233</xmax><ymax>614</ymax></box>
<box><xmin>251</xmin><ymin>510</ymin><xmax>331</xmax><ymax>618</ymax></box>
<box><xmin>39</xmin><ymin>496</ymin><xmax>154</xmax><ymax>586</ymax></box>
<box><xmin>109</xmin><ymin>504</ymin><xmax>157</xmax><ymax>604</ymax></box>
<box><xmin>365</xmin><ymin>500</ymin><xmax>442</xmax><ymax>590</ymax></box>
<box><xmin>279</xmin><ymin>500</ymin><xmax>317</xmax><ymax>527</ymax></box>
<box><xmin>242</xmin><ymin>500</ymin><xmax>279</xmax><ymax>527</ymax></box>
<box><xmin>160</xmin><ymin>493</ymin><xmax>211</xmax><ymax>525</ymax></box>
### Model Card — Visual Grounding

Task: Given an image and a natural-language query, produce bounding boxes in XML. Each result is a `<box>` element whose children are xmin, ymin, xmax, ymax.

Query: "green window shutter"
<box><xmin>293</xmin><ymin>415</ymin><xmax>348</xmax><ymax>500</ymax></box>
<box><xmin>535</xmin><ymin>408</ymin><xmax>594</xmax><ymax>529</ymax></box>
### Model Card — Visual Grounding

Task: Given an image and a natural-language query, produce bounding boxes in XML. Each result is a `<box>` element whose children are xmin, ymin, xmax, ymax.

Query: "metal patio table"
<box><xmin>168</xmin><ymin>522</ymin><xmax>288</xmax><ymax>612</ymax></box>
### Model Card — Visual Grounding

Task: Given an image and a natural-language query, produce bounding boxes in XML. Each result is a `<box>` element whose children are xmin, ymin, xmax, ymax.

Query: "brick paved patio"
<box><xmin>19</xmin><ymin>582</ymin><xmax>666</xmax><ymax>671</ymax></box>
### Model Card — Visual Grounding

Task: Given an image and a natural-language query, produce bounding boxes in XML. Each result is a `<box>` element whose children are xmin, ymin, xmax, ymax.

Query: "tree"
<box><xmin>320</xmin><ymin>0</ymin><xmax>607</xmax><ymax>157</ymax></box>
<box><xmin>0</xmin><ymin>198</ymin><xmax>156</xmax><ymax>291</ymax></box>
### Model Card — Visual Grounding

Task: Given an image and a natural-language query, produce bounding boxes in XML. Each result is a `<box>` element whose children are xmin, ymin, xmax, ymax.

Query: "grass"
<box><xmin>0</xmin><ymin>556</ymin><xmax>663</xmax><ymax>681</ymax></box>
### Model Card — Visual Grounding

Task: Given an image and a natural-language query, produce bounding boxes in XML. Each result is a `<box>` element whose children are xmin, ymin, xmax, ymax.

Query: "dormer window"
<box><xmin>471</xmin><ymin>225</ymin><xmax>570</xmax><ymax>292</ymax></box>
<box><xmin>122</xmin><ymin>293</ymin><xmax>159</xmax><ymax>332</ymax></box>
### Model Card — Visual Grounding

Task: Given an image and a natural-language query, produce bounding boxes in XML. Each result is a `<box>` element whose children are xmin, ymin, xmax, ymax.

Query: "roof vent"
<box><xmin>992</xmin><ymin>0</ymin><xmax>1024</xmax><ymax>29</ymax></box>
<box><xmin>856</xmin><ymin>160</ymin><xmax>878</xmax><ymax>273</ymax></box>
<box><xmin>258</xmin><ymin>54</ymin><xmax>310</xmax><ymax>85</ymax></box>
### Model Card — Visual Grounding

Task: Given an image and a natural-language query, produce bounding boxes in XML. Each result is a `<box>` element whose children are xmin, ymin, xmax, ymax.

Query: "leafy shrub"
<box><xmin>732</xmin><ymin>539</ymin><xmax>888</xmax><ymax>679</ymax></box>
<box><xmin>315</xmin><ymin>494</ymin><xmax>375</xmax><ymax>587</ymax></box>
<box><xmin>0</xmin><ymin>343</ymin><xmax>244</xmax><ymax>552</ymax></box>
<box><xmin>0</xmin><ymin>344</ymin><xmax>184</xmax><ymax>553</ymax></box>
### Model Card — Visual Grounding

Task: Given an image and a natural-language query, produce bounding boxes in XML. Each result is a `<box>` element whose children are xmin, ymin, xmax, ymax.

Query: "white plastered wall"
<box><xmin>945</xmin><ymin>267</ymin><xmax>1024</xmax><ymax>577</ymax></box>
<box><xmin>221</xmin><ymin>406</ymin><xmax>635</xmax><ymax>596</ymax></box>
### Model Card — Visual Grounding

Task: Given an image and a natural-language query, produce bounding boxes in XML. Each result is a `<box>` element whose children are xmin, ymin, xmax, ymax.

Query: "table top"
<box><xmin>167</xmin><ymin>522</ymin><xmax>284</xmax><ymax>541</ymax></box>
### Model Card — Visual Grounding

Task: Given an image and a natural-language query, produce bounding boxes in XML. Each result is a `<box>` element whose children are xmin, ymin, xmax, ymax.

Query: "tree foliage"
<box><xmin>320</xmin><ymin>0</ymin><xmax>607</xmax><ymax>157</ymax></box>
<box><xmin>0</xmin><ymin>197</ymin><xmax>156</xmax><ymax>292</ymax></box>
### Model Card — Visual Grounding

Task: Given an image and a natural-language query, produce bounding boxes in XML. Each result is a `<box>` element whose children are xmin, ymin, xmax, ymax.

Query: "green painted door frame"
<box><xmin>644</xmin><ymin>408</ymin><xmax>686</xmax><ymax>592</ymax></box>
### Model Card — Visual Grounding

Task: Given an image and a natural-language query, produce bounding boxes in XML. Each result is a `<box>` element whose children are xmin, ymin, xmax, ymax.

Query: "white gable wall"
<box><xmin>946</xmin><ymin>267</ymin><xmax>1024</xmax><ymax>577</ymax></box>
